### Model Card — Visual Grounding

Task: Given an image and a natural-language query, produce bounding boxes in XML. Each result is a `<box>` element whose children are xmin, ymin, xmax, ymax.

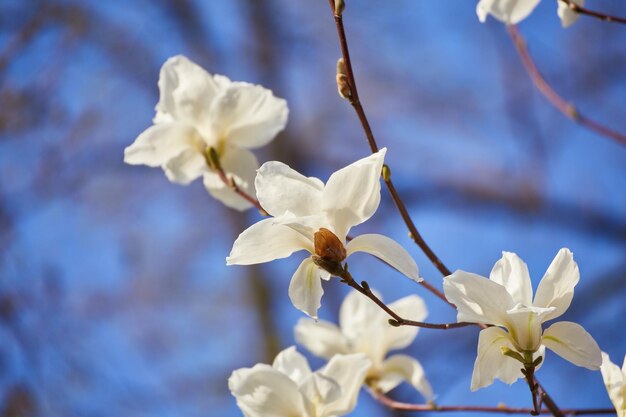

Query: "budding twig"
<box><xmin>507</xmin><ymin>24</ymin><xmax>626</xmax><ymax>147</ymax></box>
<box><xmin>333</xmin><ymin>266</ymin><xmax>473</xmax><ymax>330</ymax></box>
<box><xmin>326</xmin><ymin>0</ymin><xmax>453</xmax><ymax>294</ymax></box>
<box><xmin>558</xmin><ymin>0</ymin><xmax>626</xmax><ymax>25</ymax></box>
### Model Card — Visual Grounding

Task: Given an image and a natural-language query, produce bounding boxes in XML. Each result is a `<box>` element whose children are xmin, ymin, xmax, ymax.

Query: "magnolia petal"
<box><xmin>288</xmin><ymin>258</ymin><xmax>325</xmax><ymax>319</ymax></box>
<box><xmin>210</xmin><ymin>82</ymin><xmax>288</xmax><ymax>149</ymax></box>
<box><xmin>471</xmin><ymin>327</ymin><xmax>523</xmax><ymax>391</ymax></box>
<box><xmin>505</xmin><ymin>304</ymin><xmax>555</xmax><ymax>352</ymax></box>
<box><xmin>542</xmin><ymin>321</ymin><xmax>602</xmax><ymax>370</ymax></box>
<box><xmin>203</xmin><ymin>146</ymin><xmax>258</xmax><ymax>211</ymax></box>
<box><xmin>164</xmin><ymin>147</ymin><xmax>209</xmax><ymax>185</ymax></box>
<box><xmin>489</xmin><ymin>251</ymin><xmax>533</xmax><ymax>306</ymax></box>
<box><xmin>255</xmin><ymin>161</ymin><xmax>324</xmax><ymax>217</ymax></box>
<box><xmin>321</xmin><ymin>149</ymin><xmax>386</xmax><ymax>240</ymax></box>
<box><xmin>272</xmin><ymin>346</ymin><xmax>312</xmax><ymax>386</ymax></box>
<box><xmin>346</xmin><ymin>233</ymin><xmax>421</xmax><ymax>282</ymax></box>
<box><xmin>377</xmin><ymin>354</ymin><xmax>433</xmax><ymax>400</ymax></box>
<box><xmin>476</xmin><ymin>0</ymin><xmax>541</xmax><ymax>24</ymax></box>
<box><xmin>294</xmin><ymin>318</ymin><xmax>350</xmax><ymax>360</ymax></box>
<box><xmin>382</xmin><ymin>295</ymin><xmax>427</xmax><ymax>352</ymax></box>
<box><xmin>533</xmin><ymin>248</ymin><xmax>579</xmax><ymax>322</ymax></box>
<box><xmin>124</xmin><ymin>123</ymin><xmax>203</xmax><ymax>167</ymax></box>
<box><xmin>600</xmin><ymin>352</ymin><xmax>626</xmax><ymax>413</ymax></box>
<box><xmin>273</xmin><ymin>213</ymin><xmax>327</xmax><ymax>240</ymax></box>
<box><xmin>443</xmin><ymin>271</ymin><xmax>514</xmax><ymax>326</ymax></box>
<box><xmin>299</xmin><ymin>373</ymin><xmax>341</xmax><ymax>410</ymax></box>
<box><xmin>156</xmin><ymin>55</ymin><xmax>221</xmax><ymax>131</ymax></box>
<box><xmin>339</xmin><ymin>290</ymin><xmax>385</xmax><ymax>344</ymax></box>
<box><xmin>227</xmin><ymin>218</ymin><xmax>311</xmax><ymax>265</ymax></box>
<box><xmin>228</xmin><ymin>363</ymin><xmax>307</xmax><ymax>417</ymax></box>
<box><xmin>317</xmin><ymin>353</ymin><xmax>371</xmax><ymax>417</ymax></box>
<box><xmin>558</xmin><ymin>0</ymin><xmax>583</xmax><ymax>28</ymax></box>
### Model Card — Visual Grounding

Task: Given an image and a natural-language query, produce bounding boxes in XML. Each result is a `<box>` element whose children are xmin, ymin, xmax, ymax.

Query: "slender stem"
<box><xmin>559</xmin><ymin>0</ymin><xmax>626</xmax><ymax>25</ymax></box>
<box><xmin>335</xmin><ymin>266</ymin><xmax>474</xmax><ymax>330</ymax></box>
<box><xmin>507</xmin><ymin>24</ymin><xmax>626</xmax><ymax>147</ymax></box>
<box><xmin>370</xmin><ymin>389</ymin><xmax>615</xmax><ymax>415</ymax></box>
<box><xmin>327</xmin><ymin>1</ymin><xmax>453</xmax><ymax>287</ymax></box>
<box><xmin>214</xmin><ymin>165</ymin><xmax>267</xmax><ymax>215</ymax></box>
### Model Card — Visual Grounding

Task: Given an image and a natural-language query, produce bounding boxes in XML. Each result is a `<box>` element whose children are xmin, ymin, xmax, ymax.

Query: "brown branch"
<box><xmin>326</xmin><ymin>0</ymin><xmax>453</xmax><ymax>292</ymax></box>
<box><xmin>559</xmin><ymin>0</ymin><xmax>626</xmax><ymax>25</ymax></box>
<box><xmin>507</xmin><ymin>24</ymin><xmax>626</xmax><ymax>147</ymax></box>
<box><xmin>332</xmin><ymin>264</ymin><xmax>473</xmax><ymax>330</ymax></box>
<box><xmin>370</xmin><ymin>389</ymin><xmax>615</xmax><ymax>415</ymax></box>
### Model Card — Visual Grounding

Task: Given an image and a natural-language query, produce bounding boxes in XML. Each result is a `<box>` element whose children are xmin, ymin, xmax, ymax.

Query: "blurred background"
<box><xmin>1</xmin><ymin>0</ymin><xmax>625</xmax><ymax>416</ymax></box>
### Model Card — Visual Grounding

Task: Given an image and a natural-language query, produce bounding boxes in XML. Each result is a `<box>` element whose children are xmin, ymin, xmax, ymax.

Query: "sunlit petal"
<box><xmin>227</xmin><ymin>218</ymin><xmax>311</xmax><ymax>265</ymax></box>
<box><xmin>346</xmin><ymin>233</ymin><xmax>421</xmax><ymax>282</ymax></box>
<box><xmin>533</xmin><ymin>248</ymin><xmax>579</xmax><ymax>322</ymax></box>
<box><xmin>294</xmin><ymin>318</ymin><xmax>350</xmax><ymax>360</ymax></box>
<box><xmin>377</xmin><ymin>354</ymin><xmax>433</xmax><ymax>400</ymax></box>
<box><xmin>471</xmin><ymin>327</ymin><xmax>522</xmax><ymax>391</ymax></box>
<box><xmin>489</xmin><ymin>251</ymin><xmax>533</xmax><ymax>305</ymax></box>
<box><xmin>542</xmin><ymin>321</ymin><xmax>601</xmax><ymax>370</ymax></box>
<box><xmin>288</xmin><ymin>258</ymin><xmax>325</xmax><ymax>319</ymax></box>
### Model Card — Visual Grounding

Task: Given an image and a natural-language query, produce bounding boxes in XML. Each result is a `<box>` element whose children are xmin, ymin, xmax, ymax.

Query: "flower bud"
<box><xmin>334</xmin><ymin>0</ymin><xmax>345</xmax><ymax>16</ymax></box>
<box><xmin>336</xmin><ymin>58</ymin><xmax>352</xmax><ymax>100</ymax></box>
<box><xmin>314</xmin><ymin>228</ymin><xmax>347</xmax><ymax>264</ymax></box>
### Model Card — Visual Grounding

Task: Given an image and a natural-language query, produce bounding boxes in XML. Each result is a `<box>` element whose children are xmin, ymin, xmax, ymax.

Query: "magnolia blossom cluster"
<box><xmin>124</xmin><ymin>55</ymin><xmax>622</xmax><ymax>416</ymax></box>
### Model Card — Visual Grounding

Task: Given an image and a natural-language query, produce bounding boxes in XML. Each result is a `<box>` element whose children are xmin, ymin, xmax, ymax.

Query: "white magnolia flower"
<box><xmin>124</xmin><ymin>55</ymin><xmax>288</xmax><ymax>211</ymax></box>
<box><xmin>295</xmin><ymin>290</ymin><xmax>433</xmax><ymax>399</ymax></box>
<box><xmin>476</xmin><ymin>0</ymin><xmax>541</xmax><ymax>24</ymax></box>
<box><xmin>227</xmin><ymin>149</ymin><xmax>421</xmax><ymax>318</ymax></box>
<box><xmin>229</xmin><ymin>346</ymin><xmax>371</xmax><ymax>417</ymax></box>
<box><xmin>443</xmin><ymin>248</ymin><xmax>602</xmax><ymax>391</ymax></box>
<box><xmin>557</xmin><ymin>0</ymin><xmax>584</xmax><ymax>27</ymax></box>
<box><xmin>600</xmin><ymin>352</ymin><xmax>626</xmax><ymax>417</ymax></box>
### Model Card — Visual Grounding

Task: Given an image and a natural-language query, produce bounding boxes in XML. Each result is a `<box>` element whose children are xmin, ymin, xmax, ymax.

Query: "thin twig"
<box><xmin>559</xmin><ymin>0</ymin><xmax>626</xmax><ymax>25</ymax></box>
<box><xmin>212</xmin><ymin>163</ymin><xmax>267</xmax><ymax>215</ymax></box>
<box><xmin>507</xmin><ymin>24</ymin><xmax>626</xmax><ymax>147</ymax></box>
<box><xmin>334</xmin><ymin>266</ymin><xmax>473</xmax><ymax>330</ymax></box>
<box><xmin>327</xmin><ymin>0</ymin><xmax>453</xmax><ymax>290</ymax></box>
<box><xmin>370</xmin><ymin>389</ymin><xmax>615</xmax><ymax>415</ymax></box>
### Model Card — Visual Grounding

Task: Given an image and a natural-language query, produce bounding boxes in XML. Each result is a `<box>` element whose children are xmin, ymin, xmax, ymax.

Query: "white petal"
<box><xmin>489</xmin><ymin>251</ymin><xmax>532</xmax><ymax>305</ymax></box>
<box><xmin>443</xmin><ymin>271</ymin><xmax>514</xmax><ymax>326</ymax></box>
<box><xmin>470</xmin><ymin>327</ymin><xmax>523</xmax><ymax>391</ymax></box>
<box><xmin>317</xmin><ymin>353</ymin><xmax>371</xmax><ymax>417</ymax></box>
<box><xmin>272</xmin><ymin>346</ymin><xmax>312</xmax><ymax>385</ymax></box>
<box><xmin>210</xmin><ymin>82</ymin><xmax>288</xmax><ymax>149</ymax></box>
<box><xmin>124</xmin><ymin>123</ymin><xmax>203</xmax><ymax>167</ymax></box>
<box><xmin>273</xmin><ymin>214</ymin><xmax>327</xmax><ymax>242</ymax></box>
<box><xmin>227</xmin><ymin>218</ymin><xmax>312</xmax><ymax>265</ymax></box>
<box><xmin>542</xmin><ymin>321</ymin><xmax>602</xmax><ymax>370</ymax></box>
<box><xmin>288</xmin><ymin>258</ymin><xmax>325</xmax><ymax>319</ymax></box>
<box><xmin>321</xmin><ymin>149</ymin><xmax>387</xmax><ymax>240</ymax></box>
<box><xmin>504</xmin><ymin>304</ymin><xmax>555</xmax><ymax>352</ymax></box>
<box><xmin>533</xmin><ymin>248</ymin><xmax>579</xmax><ymax>322</ymax></box>
<box><xmin>382</xmin><ymin>295</ymin><xmax>427</xmax><ymax>352</ymax></box>
<box><xmin>255</xmin><ymin>161</ymin><xmax>324</xmax><ymax>217</ymax></box>
<box><xmin>600</xmin><ymin>352</ymin><xmax>625</xmax><ymax>413</ymax></box>
<box><xmin>558</xmin><ymin>0</ymin><xmax>583</xmax><ymax>28</ymax></box>
<box><xmin>294</xmin><ymin>318</ymin><xmax>350</xmax><ymax>360</ymax></box>
<box><xmin>476</xmin><ymin>0</ymin><xmax>541</xmax><ymax>24</ymax></box>
<box><xmin>299</xmin><ymin>373</ymin><xmax>341</xmax><ymax>410</ymax></box>
<box><xmin>377</xmin><ymin>354</ymin><xmax>433</xmax><ymax>400</ymax></box>
<box><xmin>164</xmin><ymin>148</ymin><xmax>209</xmax><ymax>184</ymax></box>
<box><xmin>229</xmin><ymin>363</ymin><xmax>307</xmax><ymax>417</ymax></box>
<box><xmin>346</xmin><ymin>233</ymin><xmax>421</xmax><ymax>282</ymax></box>
<box><xmin>203</xmin><ymin>146</ymin><xmax>259</xmax><ymax>211</ymax></box>
<box><xmin>339</xmin><ymin>290</ymin><xmax>385</xmax><ymax>346</ymax></box>
<box><xmin>156</xmin><ymin>55</ymin><xmax>221</xmax><ymax>135</ymax></box>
